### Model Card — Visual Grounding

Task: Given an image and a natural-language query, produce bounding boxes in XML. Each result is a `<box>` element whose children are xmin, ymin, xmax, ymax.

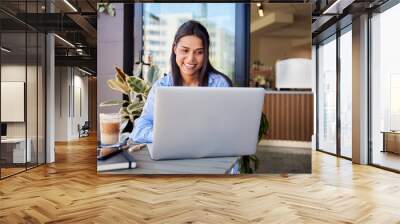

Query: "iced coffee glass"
<box><xmin>99</xmin><ymin>113</ymin><xmax>121</xmax><ymax>146</ymax></box>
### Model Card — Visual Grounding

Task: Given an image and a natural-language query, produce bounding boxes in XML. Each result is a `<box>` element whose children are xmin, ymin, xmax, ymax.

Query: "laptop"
<box><xmin>147</xmin><ymin>87</ymin><xmax>265</xmax><ymax>160</ymax></box>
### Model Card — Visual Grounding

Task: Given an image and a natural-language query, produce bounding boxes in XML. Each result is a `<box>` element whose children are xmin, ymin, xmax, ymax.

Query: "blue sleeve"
<box><xmin>214</xmin><ymin>76</ymin><xmax>231</xmax><ymax>87</ymax></box>
<box><xmin>217</xmin><ymin>78</ymin><xmax>230</xmax><ymax>87</ymax></box>
<box><xmin>130</xmin><ymin>79</ymin><xmax>161</xmax><ymax>143</ymax></box>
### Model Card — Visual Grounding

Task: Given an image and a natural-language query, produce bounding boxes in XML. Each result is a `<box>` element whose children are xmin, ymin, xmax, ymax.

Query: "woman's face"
<box><xmin>174</xmin><ymin>35</ymin><xmax>205</xmax><ymax>78</ymax></box>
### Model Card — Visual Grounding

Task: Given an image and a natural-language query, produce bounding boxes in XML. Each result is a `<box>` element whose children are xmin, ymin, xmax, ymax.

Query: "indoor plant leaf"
<box><xmin>258</xmin><ymin>112</ymin><xmax>269</xmax><ymax>142</ymax></box>
<box><xmin>115</xmin><ymin>66</ymin><xmax>129</xmax><ymax>82</ymax></box>
<box><xmin>127</xmin><ymin>102</ymin><xmax>145</xmax><ymax>114</ymax></box>
<box><xmin>99</xmin><ymin>99</ymin><xmax>128</xmax><ymax>107</ymax></box>
<box><xmin>146</xmin><ymin>64</ymin><xmax>162</xmax><ymax>84</ymax></box>
<box><xmin>107</xmin><ymin>5</ymin><xmax>115</xmax><ymax>17</ymax></box>
<box><xmin>127</xmin><ymin>76</ymin><xmax>150</xmax><ymax>93</ymax></box>
<box><xmin>107</xmin><ymin>79</ymin><xmax>130</xmax><ymax>95</ymax></box>
<box><xmin>119</xmin><ymin>107</ymin><xmax>130</xmax><ymax>118</ymax></box>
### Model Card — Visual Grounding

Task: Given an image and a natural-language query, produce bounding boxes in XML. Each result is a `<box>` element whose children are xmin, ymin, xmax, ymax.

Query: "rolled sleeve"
<box><xmin>130</xmin><ymin>78</ymin><xmax>163</xmax><ymax>143</ymax></box>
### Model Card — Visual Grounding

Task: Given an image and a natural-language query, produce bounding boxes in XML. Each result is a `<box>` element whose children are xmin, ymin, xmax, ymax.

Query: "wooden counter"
<box><xmin>263</xmin><ymin>91</ymin><xmax>313</xmax><ymax>141</ymax></box>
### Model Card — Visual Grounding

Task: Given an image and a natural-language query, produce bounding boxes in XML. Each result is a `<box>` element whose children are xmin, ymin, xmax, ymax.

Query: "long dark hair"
<box><xmin>170</xmin><ymin>20</ymin><xmax>232</xmax><ymax>87</ymax></box>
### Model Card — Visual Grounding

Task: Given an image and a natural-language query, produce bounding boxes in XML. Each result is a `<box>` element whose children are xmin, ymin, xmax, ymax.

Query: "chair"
<box><xmin>78</xmin><ymin>121</ymin><xmax>90</xmax><ymax>138</ymax></box>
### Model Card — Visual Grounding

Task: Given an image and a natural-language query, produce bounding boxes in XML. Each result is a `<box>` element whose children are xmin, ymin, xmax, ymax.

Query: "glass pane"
<box><xmin>340</xmin><ymin>29</ymin><xmax>352</xmax><ymax>158</ymax></box>
<box><xmin>142</xmin><ymin>3</ymin><xmax>236</xmax><ymax>82</ymax></box>
<box><xmin>371</xmin><ymin>4</ymin><xmax>400</xmax><ymax>171</ymax></box>
<box><xmin>27</xmin><ymin>31</ymin><xmax>38</xmax><ymax>169</ymax></box>
<box><xmin>1</xmin><ymin>26</ymin><xmax>28</xmax><ymax>177</ymax></box>
<box><xmin>317</xmin><ymin>36</ymin><xmax>337</xmax><ymax>154</ymax></box>
<box><xmin>38</xmin><ymin>32</ymin><xmax>45</xmax><ymax>165</ymax></box>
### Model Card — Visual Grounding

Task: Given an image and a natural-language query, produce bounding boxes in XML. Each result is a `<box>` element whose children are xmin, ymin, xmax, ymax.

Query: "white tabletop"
<box><xmin>1</xmin><ymin>137</ymin><xmax>27</xmax><ymax>143</ymax></box>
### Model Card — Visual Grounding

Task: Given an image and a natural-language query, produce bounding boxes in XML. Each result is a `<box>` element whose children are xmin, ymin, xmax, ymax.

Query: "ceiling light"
<box><xmin>54</xmin><ymin>34</ymin><xmax>75</xmax><ymax>48</ymax></box>
<box><xmin>258</xmin><ymin>8</ymin><xmax>264</xmax><ymax>17</ymax></box>
<box><xmin>256</xmin><ymin>3</ymin><xmax>262</xmax><ymax>7</ymax></box>
<box><xmin>63</xmin><ymin>0</ymin><xmax>78</xmax><ymax>12</ymax></box>
<box><xmin>78</xmin><ymin>67</ymin><xmax>92</xmax><ymax>76</ymax></box>
<box><xmin>1</xmin><ymin>47</ymin><xmax>11</xmax><ymax>53</ymax></box>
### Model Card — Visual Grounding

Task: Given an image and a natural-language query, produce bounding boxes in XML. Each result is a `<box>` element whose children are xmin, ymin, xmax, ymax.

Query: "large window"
<box><xmin>142</xmin><ymin>3</ymin><xmax>236</xmax><ymax>82</ymax></box>
<box><xmin>316</xmin><ymin>25</ymin><xmax>353</xmax><ymax>159</ymax></box>
<box><xmin>370</xmin><ymin>2</ymin><xmax>400</xmax><ymax>171</ymax></box>
<box><xmin>317</xmin><ymin>36</ymin><xmax>337</xmax><ymax>154</ymax></box>
<box><xmin>340</xmin><ymin>27</ymin><xmax>352</xmax><ymax>158</ymax></box>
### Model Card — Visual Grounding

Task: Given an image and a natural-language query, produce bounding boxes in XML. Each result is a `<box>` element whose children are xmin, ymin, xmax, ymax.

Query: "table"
<box><xmin>381</xmin><ymin>131</ymin><xmax>400</xmax><ymax>154</ymax></box>
<box><xmin>98</xmin><ymin>146</ymin><xmax>240</xmax><ymax>175</ymax></box>
<box><xmin>1</xmin><ymin>138</ymin><xmax>32</xmax><ymax>163</ymax></box>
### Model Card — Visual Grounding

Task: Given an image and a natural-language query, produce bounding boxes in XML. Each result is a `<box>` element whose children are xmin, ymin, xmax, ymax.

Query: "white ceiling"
<box><xmin>251</xmin><ymin>3</ymin><xmax>311</xmax><ymax>39</ymax></box>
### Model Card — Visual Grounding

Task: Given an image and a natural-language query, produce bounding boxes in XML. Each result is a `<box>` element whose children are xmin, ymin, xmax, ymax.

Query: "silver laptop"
<box><xmin>147</xmin><ymin>87</ymin><xmax>265</xmax><ymax>160</ymax></box>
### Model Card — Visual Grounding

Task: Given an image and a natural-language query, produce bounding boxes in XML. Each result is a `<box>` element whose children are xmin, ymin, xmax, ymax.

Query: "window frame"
<box><xmin>132</xmin><ymin>3</ymin><xmax>250</xmax><ymax>87</ymax></box>
<box><xmin>315</xmin><ymin>19</ymin><xmax>353</xmax><ymax>160</ymax></box>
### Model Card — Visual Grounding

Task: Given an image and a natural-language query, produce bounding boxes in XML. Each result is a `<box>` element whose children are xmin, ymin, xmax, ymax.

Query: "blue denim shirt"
<box><xmin>130</xmin><ymin>73</ymin><xmax>231</xmax><ymax>143</ymax></box>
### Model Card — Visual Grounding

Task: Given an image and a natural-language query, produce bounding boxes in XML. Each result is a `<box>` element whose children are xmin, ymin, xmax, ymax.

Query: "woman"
<box><xmin>130</xmin><ymin>20</ymin><xmax>232</xmax><ymax>143</ymax></box>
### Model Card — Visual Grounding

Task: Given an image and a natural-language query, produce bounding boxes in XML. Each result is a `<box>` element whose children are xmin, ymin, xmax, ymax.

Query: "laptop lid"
<box><xmin>149</xmin><ymin>87</ymin><xmax>265</xmax><ymax>160</ymax></box>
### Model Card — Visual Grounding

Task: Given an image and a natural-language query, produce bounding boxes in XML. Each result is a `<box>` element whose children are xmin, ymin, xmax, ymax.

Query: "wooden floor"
<box><xmin>373</xmin><ymin>151</ymin><xmax>400</xmax><ymax>171</ymax></box>
<box><xmin>1</xmin><ymin>167</ymin><xmax>26</xmax><ymax>178</ymax></box>
<box><xmin>1</xmin><ymin>135</ymin><xmax>400</xmax><ymax>223</ymax></box>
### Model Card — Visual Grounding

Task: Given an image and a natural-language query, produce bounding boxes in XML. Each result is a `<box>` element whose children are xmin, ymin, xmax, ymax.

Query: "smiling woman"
<box><xmin>170</xmin><ymin>20</ymin><xmax>232</xmax><ymax>87</ymax></box>
<box><xmin>130</xmin><ymin>20</ymin><xmax>232</xmax><ymax>144</ymax></box>
<box><xmin>142</xmin><ymin>3</ymin><xmax>236</xmax><ymax>81</ymax></box>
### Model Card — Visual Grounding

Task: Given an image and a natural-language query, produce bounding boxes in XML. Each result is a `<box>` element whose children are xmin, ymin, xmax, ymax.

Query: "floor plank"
<box><xmin>0</xmin><ymin>135</ymin><xmax>399</xmax><ymax>223</ymax></box>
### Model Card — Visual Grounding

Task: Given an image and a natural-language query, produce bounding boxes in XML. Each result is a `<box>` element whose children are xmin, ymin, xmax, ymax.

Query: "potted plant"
<box><xmin>100</xmin><ymin>64</ymin><xmax>163</xmax><ymax>141</ymax></box>
<box><xmin>238</xmin><ymin>113</ymin><xmax>269</xmax><ymax>174</ymax></box>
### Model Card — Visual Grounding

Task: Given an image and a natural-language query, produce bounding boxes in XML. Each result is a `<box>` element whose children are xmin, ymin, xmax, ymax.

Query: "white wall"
<box><xmin>1</xmin><ymin>64</ymin><xmax>46</xmax><ymax>163</ymax></box>
<box><xmin>251</xmin><ymin>36</ymin><xmax>311</xmax><ymax>69</ymax></box>
<box><xmin>54</xmin><ymin>67</ymin><xmax>89</xmax><ymax>141</ymax></box>
<box><xmin>1</xmin><ymin>65</ymin><xmax>35</xmax><ymax>137</ymax></box>
<box><xmin>55</xmin><ymin>66</ymin><xmax>68</xmax><ymax>141</ymax></box>
<box><xmin>97</xmin><ymin>3</ymin><xmax>125</xmax><ymax>138</ymax></box>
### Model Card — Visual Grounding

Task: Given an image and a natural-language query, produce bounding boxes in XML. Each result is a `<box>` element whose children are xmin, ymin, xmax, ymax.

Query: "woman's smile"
<box><xmin>183</xmin><ymin>63</ymin><xmax>197</xmax><ymax>72</ymax></box>
<box><xmin>174</xmin><ymin>35</ymin><xmax>205</xmax><ymax>79</ymax></box>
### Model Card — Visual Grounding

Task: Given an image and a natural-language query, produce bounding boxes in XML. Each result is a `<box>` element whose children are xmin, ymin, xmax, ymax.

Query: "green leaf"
<box><xmin>146</xmin><ymin>65</ymin><xmax>162</xmax><ymax>84</ymax></box>
<box><xmin>99</xmin><ymin>99</ymin><xmax>127</xmax><ymax>107</ymax></box>
<box><xmin>127</xmin><ymin>102</ymin><xmax>145</xmax><ymax>114</ymax></box>
<box><xmin>107</xmin><ymin>79</ymin><xmax>130</xmax><ymax>95</ymax></box>
<box><xmin>119</xmin><ymin>107</ymin><xmax>129</xmax><ymax>118</ymax></box>
<box><xmin>127</xmin><ymin>76</ymin><xmax>150</xmax><ymax>94</ymax></box>
<box><xmin>258</xmin><ymin>112</ymin><xmax>269</xmax><ymax>142</ymax></box>
<box><xmin>107</xmin><ymin>6</ymin><xmax>115</xmax><ymax>16</ymax></box>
